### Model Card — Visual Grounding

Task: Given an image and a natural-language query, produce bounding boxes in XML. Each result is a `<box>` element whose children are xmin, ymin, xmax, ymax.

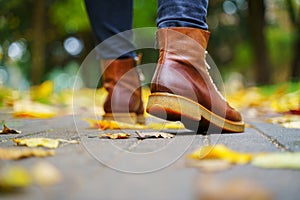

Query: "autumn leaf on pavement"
<box><xmin>146</xmin><ymin>122</ymin><xmax>185</xmax><ymax>130</ymax></box>
<box><xmin>31</xmin><ymin>161</ymin><xmax>62</xmax><ymax>186</ymax></box>
<box><xmin>196</xmin><ymin>178</ymin><xmax>274</xmax><ymax>200</ymax></box>
<box><xmin>30</xmin><ymin>80</ymin><xmax>54</xmax><ymax>104</ymax></box>
<box><xmin>98</xmin><ymin>133</ymin><xmax>131</xmax><ymax>139</ymax></box>
<box><xmin>13</xmin><ymin>138</ymin><xmax>79</xmax><ymax>149</ymax></box>
<box><xmin>0</xmin><ymin>162</ymin><xmax>62</xmax><ymax>191</ymax></box>
<box><xmin>252</xmin><ymin>153</ymin><xmax>300</xmax><ymax>169</ymax></box>
<box><xmin>267</xmin><ymin>115</ymin><xmax>300</xmax><ymax>129</ymax></box>
<box><xmin>85</xmin><ymin>119</ymin><xmax>184</xmax><ymax>130</ymax></box>
<box><xmin>0</xmin><ymin>124</ymin><xmax>21</xmax><ymax>134</ymax></box>
<box><xmin>0</xmin><ymin>147</ymin><xmax>55</xmax><ymax>160</ymax></box>
<box><xmin>85</xmin><ymin>119</ymin><xmax>144</xmax><ymax>130</ymax></box>
<box><xmin>0</xmin><ymin>166</ymin><xmax>31</xmax><ymax>191</ymax></box>
<box><xmin>187</xmin><ymin>144</ymin><xmax>253</xmax><ymax>164</ymax></box>
<box><xmin>135</xmin><ymin>131</ymin><xmax>175</xmax><ymax>139</ymax></box>
<box><xmin>186</xmin><ymin>159</ymin><xmax>232</xmax><ymax>172</ymax></box>
<box><xmin>13</xmin><ymin>100</ymin><xmax>58</xmax><ymax>118</ymax></box>
<box><xmin>270</xmin><ymin>90</ymin><xmax>300</xmax><ymax>113</ymax></box>
<box><xmin>226</xmin><ymin>83</ymin><xmax>300</xmax><ymax>116</ymax></box>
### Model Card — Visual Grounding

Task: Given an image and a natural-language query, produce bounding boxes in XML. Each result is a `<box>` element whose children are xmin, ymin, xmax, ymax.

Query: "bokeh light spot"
<box><xmin>63</xmin><ymin>37</ymin><xmax>83</xmax><ymax>56</ymax></box>
<box><xmin>8</xmin><ymin>42</ymin><xmax>24</xmax><ymax>61</ymax></box>
<box><xmin>223</xmin><ymin>1</ymin><xmax>237</xmax><ymax>15</ymax></box>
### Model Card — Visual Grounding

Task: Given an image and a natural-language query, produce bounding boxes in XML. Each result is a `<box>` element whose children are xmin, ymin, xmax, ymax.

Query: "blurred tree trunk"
<box><xmin>286</xmin><ymin>0</ymin><xmax>300</xmax><ymax>80</ymax></box>
<box><xmin>292</xmin><ymin>35</ymin><xmax>300</xmax><ymax>79</ymax></box>
<box><xmin>292</xmin><ymin>33</ymin><xmax>300</xmax><ymax>79</ymax></box>
<box><xmin>31</xmin><ymin>0</ymin><xmax>46</xmax><ymax>85</ymax></box>
<box><xmin>248</xmin><ymin>0</ymin><xmax>271</xmax><ymax>85</ymax></box>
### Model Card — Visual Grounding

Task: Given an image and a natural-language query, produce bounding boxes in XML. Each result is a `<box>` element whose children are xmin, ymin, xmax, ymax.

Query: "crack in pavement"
<box><xmin>252</xmin><ymin>126</ymin><xmax>292</xmax><ymax>152</ymax></box>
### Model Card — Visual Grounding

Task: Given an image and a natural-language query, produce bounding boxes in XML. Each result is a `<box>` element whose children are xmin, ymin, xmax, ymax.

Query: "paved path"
<box><xmin>1</xmin><ymin>113</ymin><xmax>300</xmax><ymax>200</ymax></box>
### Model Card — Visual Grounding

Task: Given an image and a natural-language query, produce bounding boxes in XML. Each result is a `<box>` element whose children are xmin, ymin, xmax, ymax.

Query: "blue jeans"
<box><xmin>84</xmin><ymin>0</ymin><xmax>208</xmax><ymax>59</ymax></box>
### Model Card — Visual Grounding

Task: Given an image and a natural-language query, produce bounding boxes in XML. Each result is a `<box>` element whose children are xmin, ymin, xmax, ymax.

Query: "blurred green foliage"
<box><xmin>50</xmin><ymin>0</ymin><xmax>90</xmax><ymax>34</ymax></box>
<box><xmin>0</xmin><ymin>0</ymin><xmax>299</xmax><ymax>89</ymax></box>
<box><xmin>133</xmin><ymin>0</ymin><xmax>157</xmax><ymax>28</ymax></box>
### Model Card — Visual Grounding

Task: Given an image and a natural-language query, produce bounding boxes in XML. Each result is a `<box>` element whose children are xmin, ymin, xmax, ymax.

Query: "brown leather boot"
<box><xmin>146</xmin><ymin>27</ymin><xmax>244</xmax><ymax>133</ymax></box>
<box><xmin>101</xmin><ymin>57</ymin><xmax>145</xmax><ymax>124</ymax></box>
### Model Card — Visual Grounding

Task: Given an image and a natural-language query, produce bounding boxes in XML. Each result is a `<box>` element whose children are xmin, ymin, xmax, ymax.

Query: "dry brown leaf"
<box><xmin>0</xmin><ymin>124</ymin><xmax>21</xmax><ymax>134</ymax></box>
<box><xmin>98</xmin><ymin>133</ymin><xmax>131</xmax><ymax>139</ymax></box>
<box><xmin>0</xmin><ymin>147</ymin><xmax>55</xmax><ymax>160</ymax></box>
<box><xmin>13</xmin><ymin>138</ymin><xmax>79</xmax><ymax>149</ymax></box>
<box><xmin>136</xmin><ymin>131</ymin><xmax>175</xmax><ymax>139</ymax></box>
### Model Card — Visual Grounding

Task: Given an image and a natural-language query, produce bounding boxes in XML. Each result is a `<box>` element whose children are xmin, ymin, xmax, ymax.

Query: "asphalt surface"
<box><xmin>1</xmin><ymin>112</ymin><xmax>300</xmax><ymax>200</ymax></box>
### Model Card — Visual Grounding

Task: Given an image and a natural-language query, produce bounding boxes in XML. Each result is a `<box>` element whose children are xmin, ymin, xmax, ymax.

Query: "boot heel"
<box><xmin>146</xmin><ymin>93</ymin><xmax>202</xmax><ymax>122</ymax></box>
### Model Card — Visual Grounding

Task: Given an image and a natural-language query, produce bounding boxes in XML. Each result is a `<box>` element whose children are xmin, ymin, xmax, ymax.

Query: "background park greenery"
<box><xmin>0</xmin><ymin>0</ymin><xmax>299</xmax><ymax>92</ymax></box>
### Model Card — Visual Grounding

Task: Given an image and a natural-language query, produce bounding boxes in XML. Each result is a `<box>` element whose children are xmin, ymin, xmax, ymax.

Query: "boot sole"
<box><xmin>103</xmin><ymin>113</ymin><xmax>145</xmax><ymax>125</ymax></box>
<box><xmin>146</xmin><ymin>92</ymin><xmax>245</xmax><ymax>133</ymax></box>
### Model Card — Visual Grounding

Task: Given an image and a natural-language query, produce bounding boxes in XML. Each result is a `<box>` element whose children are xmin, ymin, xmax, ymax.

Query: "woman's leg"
<box><xmin>147</xmin><ymin>0</ymin><xmax>245</xmax><ymax>133</ymax></box>
<box><xmin>157</xmin><ymin>0</ymin><xmax>208</xmax><ymax>29</ymax></box>
<box><xmin>84</xmin><ymin>0</ymin><xmax>144</xmax><ymax>124</ymax></box>
<box><xmin>84</xmin><ymin>0</ymin><xmax>135</xmax><ymax>59</ymax></box>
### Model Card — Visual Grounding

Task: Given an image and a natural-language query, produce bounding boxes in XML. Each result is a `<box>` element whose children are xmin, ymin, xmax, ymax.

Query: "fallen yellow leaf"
<box><xmin>147</xmin><ymin>122</ymin><xmax>185</xmax><ymax>130</ymax></box>
<box><xmin>226</xmin><ymin>83</ymin><xmax>300</xmax><ymax>115</ymax></box>
<box><xmin>85</xmin><ymin>119</ymin><xmax>144</xmax><ymax>130</ymax></box>
<box><xmin>13</xmin><ymin>138</ymin><xmax>79</xmax><ymax>149</ymax></box>
<box><xmin>85</xmin><ymin>119</ymin><xmax>185</xmax><ymax>130</ymax></box>
<box><xmin>270</xmin><ymin>90</ymin><xmax>300</xmax><ymax>113</ymax></box>
<box><xmin>186</xmin><ymin>159</ymin><xmax>232</xmax><ymax>172</ymax></box>
<box><xmin>13</xmin><ymin>100</ymin><xmax>57</xmax><ymax>118</ymax></box>
<box><xmin>13</xmin><ymin>138</ymin><xmax>59</xmax><ymax>148</ymax></box>
<box><xmin>226</xmin><ymin>87</ymin><xmax>267</xmax><ymax>110</ymax></box>
<box><xmin>196</xmin><ymin>178</ymin><xmax>273</xmax><ymax>200</ymax></box>
<box><xmin>98</xmin><ymin>133</ymin><xmax>131</xmax><ymax>139</ymax></box>
<box><xmin>187</xmin><ymin>144</ymin><xmax>252</xmax><ymax>164</ymax></box>
<box><xmin>0</xmin><ymin>147</ymin><xmax>55</xmax><ymax>160</ymax></box>
<box><xmin>267</xmin><ymin>115</ymin><xmax>300</xmax><ymax>129</ymax></box>
<box><xmin>0</xmin><ymin>166</ymin><xmax>31</xmax><ymax>190</ymax></box>
<box><xmin>30</xmin><ymin>80</ymin><xmax>54</xmax><ymax>103</ymax></box>
<box><xmin>31</xmin><ymin>161</ymin><xmax>62</xmax><ymax>186</ymax></box>
<box><xmin>252</xmin><ymin>153</ymin><xmax>300</xmax><ymax>169</ymax></box>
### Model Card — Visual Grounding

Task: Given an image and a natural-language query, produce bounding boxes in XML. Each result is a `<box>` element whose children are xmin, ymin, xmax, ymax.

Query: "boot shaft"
<box><xmin>100</xmin><ymin>58</ymin><xmax>144</xmax><ymax>114</ymax></box>
<box><xmin>156</xmin><ymin>27</ymin><xmax>210</xmax><ymax>69</ymax></box>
